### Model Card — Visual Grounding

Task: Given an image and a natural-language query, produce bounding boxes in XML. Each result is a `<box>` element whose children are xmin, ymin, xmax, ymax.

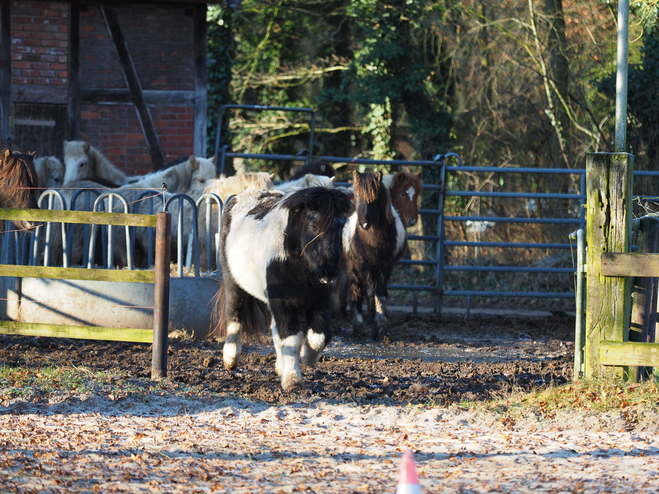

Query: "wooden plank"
<box><xmin>585</xmin><ymin>153</ymin><xmax>634</xmax><ymax>379</ymax></box>
<box><xmin>0</xmin><ymin>265</ymin><xmax>155</xmax><ymax>283</ymax></box>
<box><xmin>0</xmin><ymin>321</ymin><xmax>153</xmax><ymax>343</ymax></box>
<box><xmin>13</xmin><ymin>88</ymin><xmax>194</xmax><ymax>106</ymax></box>
<box><xmin>601</xmin><ymin>252</ymin><xmax>659</xmax><ymax>278</ymax></box>
<box><xmin>100</xmin><ymin>6</ymin><xmax>166</xmax><ymax>169</ymax></box>
<box><xmin>193</xmin><ymin>4</ymin><xmax>207</xmax><ymax>157</ymax></box>
<box><xmin>82</xmin><ymin>89</ymin><xmax>194</xmax><ymax>106</ymax></box>
<box><xmin>0</xmin><ymin>207</ymin><xmax>157</xmax><ymax>227</ymax></box>
<box><xmin>1</xmin><ymin>0</ymin><xmax>11</xmax><ymax>141</ymax></box>
<box><xmin>68</xmin><ymin>0</ymin><xmax>81</xmax><ymax>140</ymax></box>
<box><xmin>601</xmin><ymin>340</ymin><xmax>659</xmax><ymax>367</ymax></box>
<box><xmin>12</xmin><ymin>86</ymin><xmax>67</xmax><ymax>105</ymax></box>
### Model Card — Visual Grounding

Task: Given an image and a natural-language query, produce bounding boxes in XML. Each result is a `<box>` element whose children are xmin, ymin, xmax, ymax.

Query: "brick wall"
<box><xmin>10</xmin><ymin>2</ymin><xmax>68</xmax><ymax>89</ymax></box>
<box><xmin>82</xmin><ymin>104</ymin><xmax>195</xmax><ymax>176</ymax></box>
<box><xmin>9</xmin><ymin>1</ymin><xmax>197</xmax><ymax>174</ymax></box>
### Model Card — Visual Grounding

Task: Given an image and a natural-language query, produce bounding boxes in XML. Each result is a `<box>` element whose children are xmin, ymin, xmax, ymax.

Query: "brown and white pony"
<box><xmin>341</xmin><ymin>170</ymin><xmax>406</xmax><ymax>340</ymax></box>
<box><xmin>332</xmin><ymin>171</ymin><xmax>422</xmax><ymax>321</ymax></box>
<box><xmin>0</xmin><ymin>147</ymin><xmax>40</xmax><ymax>230</ymax></box>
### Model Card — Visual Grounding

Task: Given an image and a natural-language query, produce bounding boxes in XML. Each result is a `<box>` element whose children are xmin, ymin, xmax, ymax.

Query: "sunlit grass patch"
<box><xmin>0</xmin><ymin>364</ymin><xmax>216</xmax><ymax>406</ymax></box>
<box><xmin>472</xmin><ymin>377</ymin><xmax>659</xmax><ymax>419</ymax></box>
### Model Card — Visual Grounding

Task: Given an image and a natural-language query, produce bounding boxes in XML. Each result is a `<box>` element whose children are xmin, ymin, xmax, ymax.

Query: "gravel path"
<box><xmin>1</xmin><ymin>395</ymin><xmax>659</xmax><ymax>493</ymax></box>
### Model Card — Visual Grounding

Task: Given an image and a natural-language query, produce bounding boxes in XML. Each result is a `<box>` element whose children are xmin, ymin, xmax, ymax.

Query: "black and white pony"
<box><xmin>342</xmin><ymin>170</ymin><xmax>406</xmax><ymax>340</ymax></box>
<box><xmin>214</xmin><ymin>186</ymin><xmax>352</xmax><ymax>391</ymax></box>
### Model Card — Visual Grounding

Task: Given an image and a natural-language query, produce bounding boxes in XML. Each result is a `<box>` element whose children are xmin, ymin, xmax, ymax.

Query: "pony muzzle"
<box><xmin>317</xmin><ymin>266</ymin><xmax>339</xmax><ymax>285</ymax></box>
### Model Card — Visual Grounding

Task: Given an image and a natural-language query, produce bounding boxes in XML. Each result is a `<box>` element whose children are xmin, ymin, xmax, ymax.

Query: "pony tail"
<box><xmin>208</xmin><ymin>282</ymin><xmax>270</xmax><ymax>343</ymax></box>
<box><xmin>208</xmin><ymin>283</ymin><xmax>228</xmax><ymax>340</ymax></box>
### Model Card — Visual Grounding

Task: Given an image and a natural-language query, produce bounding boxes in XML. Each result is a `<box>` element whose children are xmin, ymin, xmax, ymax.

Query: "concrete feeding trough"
<box><xmin>0</xmin><ymin>276</ymin><xmax>221</xmax><ymax>341</ymax></box>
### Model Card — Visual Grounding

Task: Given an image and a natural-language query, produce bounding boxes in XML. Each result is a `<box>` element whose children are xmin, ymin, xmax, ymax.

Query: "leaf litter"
<box><xmin>0</xmin><ymin>312</ymin><xmax>658</xmax><ymax>493</ymax></box>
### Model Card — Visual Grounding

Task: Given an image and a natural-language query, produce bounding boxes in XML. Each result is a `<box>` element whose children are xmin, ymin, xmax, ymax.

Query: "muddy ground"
<box><xmin>0</xmin><ymin>311</ymin><xmax>575</xmax><ymax>405</ymax></box>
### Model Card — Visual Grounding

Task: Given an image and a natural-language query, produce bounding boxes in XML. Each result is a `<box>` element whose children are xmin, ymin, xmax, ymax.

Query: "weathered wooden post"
<box><xmin>629</xmin><ymin>216</ymin><xmax>659</xmax><ymax>381</ymax></box>
<box><xmin>584</xmin><ymin>152</ymin><xmax>633</xmax><ymax>378</ymax></box>
<box><xmin>152</xmin><ymin>211</ymin><xmax>171</xmax><ymax>379</ymax></box>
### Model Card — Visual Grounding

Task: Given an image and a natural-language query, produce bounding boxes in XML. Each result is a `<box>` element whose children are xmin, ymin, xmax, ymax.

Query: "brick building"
<box><xmin>0</xmin><ymin>1</ymin><xmax>221</xmax><ymax>175</ymax></box>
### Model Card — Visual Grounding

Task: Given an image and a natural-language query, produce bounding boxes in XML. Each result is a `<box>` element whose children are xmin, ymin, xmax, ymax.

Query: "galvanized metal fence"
<box><xmin>8</xmin><ymin>147</ymin><xmax>659</xmax><ymax>316</ymax></box>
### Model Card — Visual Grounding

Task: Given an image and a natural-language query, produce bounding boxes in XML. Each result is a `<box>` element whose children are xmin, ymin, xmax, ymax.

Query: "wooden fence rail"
<box><xmin>0</xmin><ymin>207</ymin><xmax>171</xmax><ymax>379</ymax></box>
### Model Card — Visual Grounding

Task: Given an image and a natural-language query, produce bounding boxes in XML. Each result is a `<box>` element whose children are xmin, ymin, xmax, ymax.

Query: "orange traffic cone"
<box><xmin>396</xmin><ymin>449</ymin><xmax>421</xmax><ymax>494</ymax></box>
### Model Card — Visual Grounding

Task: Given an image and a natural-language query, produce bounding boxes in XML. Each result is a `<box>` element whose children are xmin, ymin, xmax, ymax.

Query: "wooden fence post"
<box><xmin>629</xmin><ymin>216</ymin><xmax>659</xmax><ymax>381</ymax></box>
<box><xmin>585</xmin><ymin>153</ymin><xmax>634</xmax><ymax>378</ymax></box>
<box><xmin>152</xmin><ymin>211</ymin><xmax>171</xmax><ymax>379</ymax></box>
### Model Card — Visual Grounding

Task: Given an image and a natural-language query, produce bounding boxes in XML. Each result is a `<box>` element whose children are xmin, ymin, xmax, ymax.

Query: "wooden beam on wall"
<box><xmin>193</xmin><ymin>4</ymin><xmax>208</xmax><ymax>157</ymax></box>
<box><xmin>0</xmin><ymin>0</ymin><xmax>11</xmax><ymax>143</ymax></box>
<box><xmin>68</xmin><ymin>0</ymin><xmax>81</xmax><ymax>140</ymax></box>
<box><xmin>100</xmin><ymin>5</ymin><xmax>166</xmax><ymax>169</ymax></box>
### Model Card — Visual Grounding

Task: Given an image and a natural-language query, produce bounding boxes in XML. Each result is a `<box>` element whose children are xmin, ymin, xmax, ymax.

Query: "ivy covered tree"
<box><xmin>206</xmin><ymin>0</ymin><xmax>456</xmax><ymax>180</ymax></box>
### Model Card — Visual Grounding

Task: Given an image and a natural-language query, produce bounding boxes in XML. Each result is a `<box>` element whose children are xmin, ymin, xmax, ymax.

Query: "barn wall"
<box><xmin>6</xmin><ymin>1</ymin><xmax>197</xmax><ymax>173</ymax></box>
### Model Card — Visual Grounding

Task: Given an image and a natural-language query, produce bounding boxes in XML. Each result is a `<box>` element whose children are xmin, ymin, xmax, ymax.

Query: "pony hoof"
<box><xmin>223</xmin><ymin>358</ymin><xmax>239</xmax><ymax>371</ymax></box>
<box><xmin>281</xmin><ymin>375</ymin><xmax>305</xmax><ymax>392</ymax></box>
<box><xmin>223</xmin><ymin>342</ymin><xmax>241</xmax><ymax>370</ymax></box>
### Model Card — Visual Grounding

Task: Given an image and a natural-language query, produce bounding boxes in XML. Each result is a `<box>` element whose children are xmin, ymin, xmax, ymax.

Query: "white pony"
<box><xmin>63</xmin><ymin>140</ymin><xmax>128</xmax><ymax>185</ymax></box>
<box><xmin>122</xmin><ymin>156</ymin><xmax>216</xmax><ymax>195</ymax></box>
<box><xmin>275</xmin><ymin>174</ymin><xmax>335</xmax><ymax>193</ymax></box>
<box><xmin>34</xmin><ymin>156</ymin><xmax>65</xmax><ymax>189</ymax></box>
<box><xmin>203</xmin><ymin>171</ymin><xmax>275</xmax><ymax>203</ymax></box>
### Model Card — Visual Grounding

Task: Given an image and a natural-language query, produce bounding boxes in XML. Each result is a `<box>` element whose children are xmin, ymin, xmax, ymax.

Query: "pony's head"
<box><xmin>302</xmin><ymin>174</ymin><xmax>335</xmax><ymax>189</ymax></box>
<box><xmin>0</xmin><ymin>147</ymin><xmax>40</xmax><ymax>229</ymax></box>
<box><xmin>34</xmin><ymin>156</ymin><xmax>65</xmax><ymax>189</ymax></box>
<box><xmin>63</xmin><ymin>140</ymin><xmax>93</xmax><ymax>183</ymax></box>
<box><xmin>352</xmin><ymin>170</ymin><xmax>392</xmax><ymax>231</ymax></box>
<box><xmin>240</xmin><ymin>171</ymin><xmax>275</xmax><ymax>191</ymax></box>
<box><xmin>282</xmin><ymin>187</ymin><xmax>352</xmax><ymax>285</ymax></box>
<box><xmin>188</xmin><ymin>155</ymin><xmax>217</xmax><ymax>193</ymax></box>
<box><xmin>385</xmin><ymin>171</ymin><xmax>422</xmax><ymax>227</ymax></box>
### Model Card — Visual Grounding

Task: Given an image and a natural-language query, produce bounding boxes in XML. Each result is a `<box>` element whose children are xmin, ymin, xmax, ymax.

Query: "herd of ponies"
<box><xmin>4</xmin><ymin>139</ymin><xmax>423</xmax><ymax>391</ymax></box>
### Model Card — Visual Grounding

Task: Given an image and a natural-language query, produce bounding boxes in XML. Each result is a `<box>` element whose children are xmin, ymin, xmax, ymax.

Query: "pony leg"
<box><xmin>370</xmin><ymin>275</ymin><xmax>389</xmax><ymax>340</ymax></box>
<box><xmin>300</xmin><ymin>305</ymin><xmax>331</xmax><ymax>367</ymax></box>
<box><xmin>277</xmin><ymin>332</ymin><xmax>305</xmax><ymax>391</ymax></box>
<box><xmin>351</xmin><ymin>295</ymin><xmax>364</xmax><ymax>337</ymax></box>
<box><xmin>270</xmin><ymin>306</ymin><xmax>305</xmax><ymax>391</ymax></box>
<box><xmin>350</xmin><ymin>280</ymin><xmax>365</xmax><ymax>337</ymax></box>
<box><xmin>221</xmin><ymin>280</ymin><xmax>247</xmax><ymax>371</ymax></box>
<box><xmin>223</xmin><ymin>320</ymin><xmax>243</xmax><ymax>370</ymax></box>
<box><xmin>271</xmin><ymin>318</ymin><xmax>283</xmax><ymax>377</ymax></box>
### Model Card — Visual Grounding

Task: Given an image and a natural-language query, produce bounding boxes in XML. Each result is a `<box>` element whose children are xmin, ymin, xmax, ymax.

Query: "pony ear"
<box><xmin>83</xmin><ymin>142</ymin><xmax>90</xmax><ymax>153</ymax></box>
<box><xmin>397</xmin><ymin>172</ymin><xmax>406</xmax><ymax>184</ymax></box>
<box><xmin>210</xmin><ymin>156</ymin><xmax>216</xmax><ymax>164</ymax></box>
<box><xmin>269</xmin><ymin>173</ymin><xmax>275</xmax><ymax>181</ymax></box>
<box><xmin>329</xmin><ymin>176</ymin><xmax>336</xmax><ymax>185</ymax></box>
<box><xmin>375</xmin><ymin>170</ymin><xmax>383</xmax><ymax>182</ymax></box>
<box><xmin>351</xmin><ymin>170</ymin><xmax>360</xmax><ymax>183</ymax></box>
<box><xmin>3</xmin><ymin>148</ymin><xmax>10</xmax><ymax>160</ymax></box>
<box><xmin>190</xmin><ymin>156</ymin><xmax>199</xmax><ymax>170</ymax></box>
